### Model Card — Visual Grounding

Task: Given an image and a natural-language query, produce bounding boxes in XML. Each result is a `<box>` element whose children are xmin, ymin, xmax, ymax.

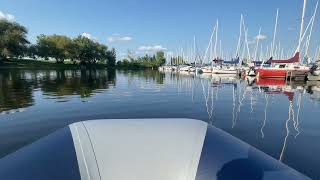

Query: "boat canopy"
<box><xmin>267</xmin><ymin>52</ymin><xmax>300</xmax><ymax>64</ymax></box>
<box><xmin>223</xmin><ymin>57</ymin><xmax>240</xmax><ymax>64</ymax></box>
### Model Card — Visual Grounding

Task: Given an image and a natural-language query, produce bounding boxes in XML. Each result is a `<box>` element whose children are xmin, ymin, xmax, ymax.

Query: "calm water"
<box><xmin>0</xmin><ymin>69</ymin><xmax>320</xmax><ymax>179</ymax></box>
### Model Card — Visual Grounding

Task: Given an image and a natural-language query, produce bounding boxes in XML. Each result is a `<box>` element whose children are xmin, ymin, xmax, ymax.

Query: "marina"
<box><xmin>159</xmin><ymin>0</ymin><xmax>320</xmax><ymax>85</ymax></box>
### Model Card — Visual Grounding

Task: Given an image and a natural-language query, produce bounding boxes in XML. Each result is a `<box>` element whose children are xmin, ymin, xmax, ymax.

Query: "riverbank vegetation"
<box><xmin>0</xmin><ymin>20</ymin><xmax>116</xmax><ymax>68</ymax></box>
<box><xmin>117</xmin><ymin>51</ymin><xmax>166</xmax><ymax>69</ymax></box>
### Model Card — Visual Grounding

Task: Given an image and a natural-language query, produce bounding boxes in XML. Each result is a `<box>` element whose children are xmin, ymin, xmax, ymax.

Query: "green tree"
<box><xmin>0</xmin><ymin>20</ymin><xmax>29</xmax><ymax>61</ymax></box>
<box><xmin>73</xmin><ymin>36</ymin><xmax>96</xmax><ymax>65</ymax></box>
<box><xmin>106</xmin><ymin>48</ymin><xmax>116</xmax><ymax>68</ymax></box>
<box><xmin>155</xmin><ymin>51</ymin><xmax>166</xmax><ymax>66</ymax></box>
<box><xmin>25</xmin><ymin>44</ymin><xmax>38</xmax><ymax>59</ymax></box>
<box><xmin>35</xmin><ymin>34</ymin><xmax>73</xmax><ymax>63</ymax></box>
<box><xmin>117</xmin><ymin>51</ymin><xmax>166</xmax><ymax>69</ymax></box>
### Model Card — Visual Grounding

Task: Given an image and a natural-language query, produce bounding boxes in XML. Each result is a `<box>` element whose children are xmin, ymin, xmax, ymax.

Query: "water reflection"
<box><xmin>40</xmin><ymin>69</ymin><xmax>116</xmax><ymax>98</ymax></box>
<box><xmin>0</xmin><ymin>71</ymin><xmax>34</xmax><ymax>113</ymax></box>
<box><xmin>0</xmin><ymin>69</ymin><xmax>116</xmax><ymax>112</ymax></box>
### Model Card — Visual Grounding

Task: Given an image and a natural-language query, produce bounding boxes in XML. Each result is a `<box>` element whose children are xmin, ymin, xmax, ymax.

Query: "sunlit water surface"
<box><xmin>0</xmin><ymin>69</ymin><xmax>319</xmax><ymax>179</ymax></box>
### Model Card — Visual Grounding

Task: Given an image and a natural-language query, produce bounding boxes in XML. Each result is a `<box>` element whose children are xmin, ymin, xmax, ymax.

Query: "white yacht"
<box><xmin>211</xmin><ymin>66</ymin><xmax>238</xmax><ymax>74</ymax></box>
<box><xmin>178</xmin><ymin>65</ymin><xmax>191</xmax><ymax>72</ymax></box>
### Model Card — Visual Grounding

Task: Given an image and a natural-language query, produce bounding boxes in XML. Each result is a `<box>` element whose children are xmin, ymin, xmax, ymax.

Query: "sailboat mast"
<box><xmin>203</xmin><ymin>24</ymin><xmax>216</xmax><ymax>65</ymax></box>
<box><xmin>297</xmin><ymin>0</ymin><xmax>307</xmax><ymax>55</ymax></box>
<box><xmin>305</xmin><ymin>1</ymin><xmax>318</xmax><ymax>64</ymax></box>
<box><xmin>244</xmin><ymin>27</ymin><xmax>251</xmax><ymax>61</ymax></box>
<box><xmin>193</xmin><ymin>36</ymin><xmax>196</xmax><ymax>64</ymax></box>
<box><xmin>271</xmin><ymin>9</ymin><xmax>279</xmax><ymax>57</ymax></box>
<box><xmin>214</xmin><ymin>19</ymin><xmax>219</xmax><ymax>59</ymax></box>
<box><xmin>235</xmin><ymin>14</ymin><xmax>243</xmax><ymax>57</ymax></box>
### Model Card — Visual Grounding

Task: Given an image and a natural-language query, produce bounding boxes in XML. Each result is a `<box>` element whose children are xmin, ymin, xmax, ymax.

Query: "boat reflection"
<box><xmin>254</xmin><ymin>77</ymin><xmax>304</xmax><ymax>162</ymax></box>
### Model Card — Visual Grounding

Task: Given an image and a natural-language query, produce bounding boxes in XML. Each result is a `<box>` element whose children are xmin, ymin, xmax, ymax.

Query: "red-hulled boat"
<box><xmin>256</xmin><ymin>52</ymin><xmax>310</xmax><ymax>79</ymax></box>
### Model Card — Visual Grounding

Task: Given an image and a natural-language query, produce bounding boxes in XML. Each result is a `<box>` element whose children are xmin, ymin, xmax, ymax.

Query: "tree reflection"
<box><xmin>40</xmin><ymin>69</ymin><xmax>116</xmax><ymax>98</ymax></box>
<box><xmin>119</xmin><ymin>70</ymin><xmax>165</xmax><ymax>85</ymax></box>
<box><xmin>0</xmin><ymin>70</ymin><xmax>34</xmax><ymax>113</ymax></box>
<box><xmin>0</xmin><ymin>69</ymin><xmax>116</xmax><ymax>112</ymax></box>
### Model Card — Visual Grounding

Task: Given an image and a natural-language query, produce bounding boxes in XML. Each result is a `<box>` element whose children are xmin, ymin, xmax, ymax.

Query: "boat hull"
<box><xmin>256</xmin><ymin>68</ymin><xmax>309</xmax><ymax>79</ymax></box>
<box><xmin>256</xmin><ymin>69</ymin><xmax>287</xmax><ymax>79</ymax></box>
<box><xmin>212</xmin><ymin>70</ymin><xmax>237</xmax><ymax>74</ymax></box>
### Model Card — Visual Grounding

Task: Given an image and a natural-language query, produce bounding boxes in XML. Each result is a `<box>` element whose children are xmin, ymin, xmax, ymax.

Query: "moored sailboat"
<box><xmin>256</xmin><ymin>52</ymin><xmax>309</xmax><ymax>78</ymax></box>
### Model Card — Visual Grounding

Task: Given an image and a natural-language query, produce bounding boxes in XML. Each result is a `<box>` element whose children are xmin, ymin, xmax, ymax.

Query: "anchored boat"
<box><xmin>256</xmin><ymin>52</ymin><xmax>309</xmax><ymax>79</ymax></box>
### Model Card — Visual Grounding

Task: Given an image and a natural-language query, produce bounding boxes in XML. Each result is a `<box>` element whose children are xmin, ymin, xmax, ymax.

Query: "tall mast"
<box><xmin>305</xmin><ymin>1</ymin><xmax>318</xmax><ymax>64</ymax></box>
<box><xmin>193</xmin><ymin>35</ymin><xmax>196</xmax><ymax>64</ymax></box>
<box><xmin>297</xmin><ymin>0</ymin><xmax>307</xmax><ymax>55</ymax></box>
<box><xmin>203</xmin><ymin>24</ymin><xmax>216</xmax><ymax>65</ymax></box>
<box><xmin>244</xmin><ymin>27</ymin><xmax>251</xmax><ymax>61</ymax></box>
<box><xmin>214</xmin><ymin>19</ymin><xmax>219</xmax><ymax>59</ymax></box>
<box><xmin>235</xmin><ymin>14</ymin><xmax>243</xmax><ymax>57</ymax></box>
<box><xmin>271</xmin><ymin>9</ymin><xmax>279</xmax><ymax>57</ymax></box>
<box><xmin>210</xmin><ymin>34</ymin><xmax>213</xmax><ymax>62</ymax></box>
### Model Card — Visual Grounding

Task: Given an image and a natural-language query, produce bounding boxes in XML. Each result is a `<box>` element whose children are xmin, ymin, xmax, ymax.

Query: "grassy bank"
<box><xmin>0</xmin><ymin>59</ymin><xmax>108</xmax><ymax>69</ymax></box>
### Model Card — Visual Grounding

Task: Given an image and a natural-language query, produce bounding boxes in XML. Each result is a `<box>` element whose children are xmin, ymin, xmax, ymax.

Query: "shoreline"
<box><xmin>0</xmin><ymin>59</ymin><xmax>159</xmax><ymax>70</ymax></box>
<box><xmin>0</xmin><ymin>59</ymin><xmax>108</xmax><ymax>69</ymax></box>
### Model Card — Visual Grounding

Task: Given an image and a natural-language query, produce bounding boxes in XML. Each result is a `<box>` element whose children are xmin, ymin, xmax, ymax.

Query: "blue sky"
<box><xmin>1</xmin><ymin>0</ymin><xmax>319</xmax><ymax>59</ymax></box>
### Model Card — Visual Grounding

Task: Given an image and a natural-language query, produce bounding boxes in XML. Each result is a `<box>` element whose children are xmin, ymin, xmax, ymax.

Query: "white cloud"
<box><xmin>107</xmin><ymin>34</ymin><xmax>133</xmax><ymax>43</ymax></box>
<box><xmin>0</xmin><ymin>11</ymin><xmax>15</xmax><ymax>21</ymax></box>
<box><xmin>81</xmin><ymin>32</ymin><xmax>92</xmax><ymax>39</ymax></box>
<box><xmin>137</xmin><ymin>45</ymin><xmax>167</xmax><ymax>52</ymax></box>
<box><xmin>255</xmin><ymin>34</ymin><xmax>267</xmax><ymax>40</ymax></box>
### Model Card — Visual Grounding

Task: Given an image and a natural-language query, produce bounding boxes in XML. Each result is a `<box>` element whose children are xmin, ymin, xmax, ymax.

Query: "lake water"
<box><xmin>0</xmin><ymin>69</ymin><xmax>319</xmax><ymax>179</ymax></box>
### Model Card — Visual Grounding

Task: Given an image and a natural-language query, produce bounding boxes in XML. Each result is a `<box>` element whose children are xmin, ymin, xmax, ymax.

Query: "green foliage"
<box><xmin>25</xmin><ymin>44</ymin><xmax>37</xmax><ymax>59</ymax></box>
<box><xmin>36</xmin><ymin>34</ymin><xmax>73</xmax><ymax>63</ymax></box>
<box><xmin>106</xmin><ymin>48</ymin><xmax>116</xmax><ymax>68</ymax></box>
<box><xmin>0</xmin><ymin>20</ymin><xmax>117</xmax><ymax>67</ymax></box>
<box><xmin>156</xmin><ymin>51</ymin><xmax>166</xmax><ymax>66</ymax></box>
<box><xmin>35</xmin><ymin>35</ymin><xmax>116</xmax><ymax>66</ymax></box>
<box><xmin>0</xmin><ymin>20</ymin><xmax>29</xmax><ymax>60</ymax></box>
<box><xmin>117</xmin><ymin>51</ymin><xmax>166</xmax><ymax>68</ymax></box>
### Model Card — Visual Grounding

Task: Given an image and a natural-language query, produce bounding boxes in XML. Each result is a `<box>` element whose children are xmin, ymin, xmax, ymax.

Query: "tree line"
<box><xmin>117</xmin><ymin>51</ymin><xmax>166</xmax><ymax>69</ymax></box>
<box><xmin>0</xmin><ymin>20</ymin><xmax>116</xmax><ymax>67</ymax></box>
